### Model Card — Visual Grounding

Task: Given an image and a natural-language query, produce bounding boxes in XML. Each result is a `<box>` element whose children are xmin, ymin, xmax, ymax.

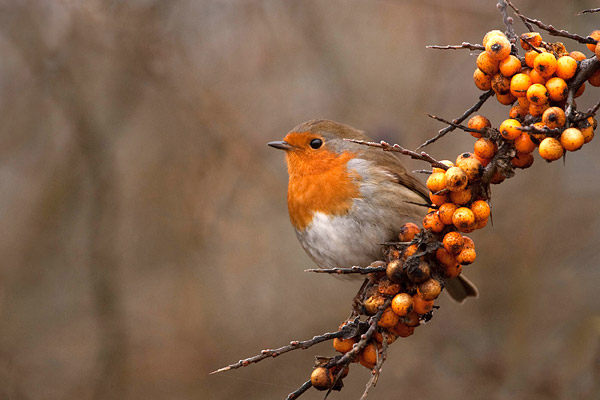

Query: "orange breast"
<box><xmin>286</xmin><ymin>150</ymin><xmax>361</xmax><ymax>230</ymax></box>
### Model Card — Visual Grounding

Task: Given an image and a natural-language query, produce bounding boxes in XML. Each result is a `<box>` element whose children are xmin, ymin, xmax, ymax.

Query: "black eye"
<box><xmin>309</xmin><ymin>138</ymin><xmax>323</xmax><ymax>149</ymax></box>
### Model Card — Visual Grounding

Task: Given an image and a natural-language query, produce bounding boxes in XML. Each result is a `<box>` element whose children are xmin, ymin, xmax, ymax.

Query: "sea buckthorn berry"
<box><xmin>589</xmin><ymin>69</ymin><xmax>600</xmax><ymax>87</ymax></box>
<box><xmin>407</xmin><ymin>260</ymin><xmax>431</xmax><ymax>283</ymax></box>
<box><xmin>452</xmin><ymin>207</ymin><xmax>476</xmax><ymax>233</ymax></box>
<box><xmin>511</xmin><ymin>152</ymin><xmax>534</xmax><ymax>169</ymax></box>
<box><xmin>378</xmin><ymin>306</ymin><xmax>400</xmax><ymax>328</ymax></box>
<box><xmin>456</xmin><ymin>154</ymin><xmax>483</xmax><ymax>182</ymax></box>
<box><xmin>530</xmin><ymin>122</ymin><xmax>547</xmax><ymax>144</ymax></box>
<box><xmin>450</xmin><ymin>188</ymin><xmax>473</xmax><ymax>205</ymax></box>
<box><xmin>474</xmin><ymin>138</ymin><xmax>497</xmax><ymax>159</ymax></box>
<box><xmin>429</xmin><ymin>192</ymin><xmax>448</xmax><ymax>206</ymax></box>
<box><xmin>525</xmin><ymin>50</ymin><xmax>540</xmax><ymax>68</ymax></box>
<box><xmin>560</xmin><ymin>128</ymin><xmax>584</xmax><ymax>151</ymax></box>
<box><xmin>333</xmin><ymin>337</ymin><xmax>357</xmax><ymax>353</ymax></box>
<box><xmin>438</xmin><ymin>202</ymin><xmax>458</xmax><ymax>225</ymax></box>
<box><xmin>526</xmin><ymin>83</ymin><xmax>549</xmax><ymax>105</ymax></box>
<box><xmin>444</xmin><ymin>167</ymin><xmax>468</xmax><ymax>192</ymax></box>
<box><xmin>418</xmin><ymin>278</ymin><xmax>442</xmax><ymax>301</ymax></box>
<box><xmin>477</xmin><ymin>51</ymin><xmax>500</xmax><ymax>75</ymax></box>
<box><xmin>363</xmin><ymin>292</ymin><xmax>386</xmax><ymax>316</ymax></box>
<box><xmin>311</xmin><ymin>367</ymin><xmax>334</xmax><ymax>390</ymax></box>
<box><xmin>555</xmin><ymin>56</ymin><xmax>577</xmax><ymax>80</ymax></box>
<box><xmin>467</xmin><ymin>115</ymin><xmax>491</xmax><ymax>138</ymax></box>
<box><xmin>517</xmin><ymin>96</ymin><xmax>530</xmax><ymax>108</ymax></box>
<box><xmin>491</xmin><ymin>73</ymin><xmax>511</xmax><ymax>95</ymax></box>
<box><xmin>575</xmin><ymin>83</ymin><xmax>586</xmax><ymax>98</ymax></box>
<box><xmin>490</xmin><ymin>171</ymin><xmax>506</xmax><ymax>184</ymax></box>
<box><xmin>528</xmin><ymin>103</ymin><xmax>549</xmax><ymax>117</ymax></box>
<box><xmin>359</xmin><ymin>343</ymin><xmax>379</xmax><ymax>369</ymax></box>
<box><xmin>473</xmin><ymin>153</ymin><xmax>491</xmax><ymax>167</ymax></box>
<box><xmin>398</xmin><ymin>222</ymin><xmax>420</xmax><ymax>242</ymax></box>
<box><xmin>534</xmin><ymin>52</ymin><xmax>557</xmax><ymax>78</ymax></box>
<box><xmin>520</xmin><ymin>32</ymin><xmax>542</xmax><ymax>50</ymax></box>
<box><xmin>541</xmin><ymin>107</ymin><xmax>566</xmax><ymax>129</ymax></box>
<box><xmin>436</xmin><ymin>247</ymin><xmax>458</xmax><ymax>268</ymax></box>
<box><xmin>529</xmin><ymin>68</ymin><xmax>546</xmax><ymax>85</ymax></box>
<box><xmin>545</xmin><ymin>77</ymin><xmax>568</xmax><ymax>101</ymax></box>
<box><xmin>486</xmin><ymin>34</ymin><xmax>511</xmax><ymax>60</ymax></box>
<box><xmin>423</xmin><ymin>212</ymin><xmax>444</xmax><ymax>233</ymax></box>
<box><xmin>443</xmin><ymin>231</ymin><xmax>464</xmax><ymax>255</ymax></box>
<box><xmin>412</xmin><ymin>294</ymin><xmax>434</xmax><ymax>315</ymax></box>
<box><xmin>474</xmin><ymin>68</ymin><xmax>492</xmax><ymax>90</ymax></box>
<box><xmin>474</xmin><ymin>218</ymin><xmax>488</xmax><ymax>230</ymax></box>
<box><xmin>393</xmin><ymin>322</ymin><xmax>415</xmax><ymax>338</ymax></box>
<box><xmin>402</xmin><ymin>244</ymin><xmax>418</xmax><ymax>260</ymax></box>
<box><xmin>471</xmin><ymin>200</ymin><xmax>490</xmax><ymax>222</ymax></box>
<box><xmin>578</xmin><ymin>117</ymin><xmax>596</xmax><ymax>143</ymax></box>
<box><xmin>539</xmin><ymin>137</ymin><xmax>564</xmax><ymax>161</ymax></box>
<box><xmin>586</xmin><ymin>30</ymin><xmax>600</xmax><ymax>52</ymax></box>
<box><xmin>461</xmin><ymin>236</ymin><xmax>474</xmax><ymax>249</ymax></box>
<box><xmin>569</xmin><ymin>50</ymin><xmax>586</xmax><ymax>61</ymax></box>
<box><xmin>426</xmin><ymin>172</ymin><xmax>446</xmax><ymax>193</ymax></box>
<box><xmin>509</xmin><ymin>104</ymin><xmax>527</xmax><ymax>119</ymax></box>
<box><xmin>374</xmin><ymin>330</ymin><xmax>397</xmax><ymax>345</ymax></box>
<box><xmin>378</xmin><ymin>278</ymin><xmax>401</xmax><ymax>296</ymax></box>
<box><xmin>499</xmin><ymin>55</ymin><xmax>522</xmax><ymax>77</ymax></box>
<box><xmin>386</xmin><ymin>259</ymin><xmax>403</xmax><ymax>282</ymax></box>
<box><xmin>499</xmin><ymin>118</ymin><xmax>522</xmax><ymax>140</ymax></box>
<box><xmin>482</xmin><ymin>30</ymin><xmax>505</xmax><ymax>47</ymax></box>
<box><xmin>402</xmin><ymin>311</ymin><xmax>421</xmax><ymax>328</ymax></box>
<box><xmin>391</xmin><ymin>293</ymin><xmax>413</xmax><ymax>317</ymax></box>
<box><xmin>514</xmin><ymin>133</ymin><xmax>536</xmax><ymax>153</ymax></box>
<box><xmin>510</xmin><ymin>73</ymin><xmax>532</xmax><ymax>97</ymax></box>
<box><xmin>456</xmin><ymin>247</ymin><xmax>477</xmax><ymax>265</ymax></box>
<box><xmin>445</xmin><ymin>262</ymin><xmax>463</xmax><ymax>279</ymax></box>
<box><xmin>496</xmin><ymin>92</ymin><xmax>516</xmax><ymax>105</ymax></box>
<box><xmin>432</xmin><ymin>160</ymin><xmax>454</xmax><ymax>174</ymax></box>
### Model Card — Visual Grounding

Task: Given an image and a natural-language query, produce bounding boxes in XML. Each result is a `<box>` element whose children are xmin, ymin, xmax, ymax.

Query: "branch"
<box><xmin>304</xmin><ymin>265</ymin><xmax>387</xmax><ymax>275</ymax></box>
<box><xmin>505</xmin><ymin>0</ymin><xmax>534</xmax><ymax>31</ymax></box>
<box><xmin>427</xmin><ymin>42</ymin><xmax>484</xmax><ymax>51</ymax></box>
<box><xmin>565</xmin><ymin>57</ymin><xmax>600</xmax><ymax>121</ymax></box>
<box><xmin>286</xmin><ymin>380</ymin><xmax>312</xmax><ymax>400</ymax></box>
<box><xmin>346</xmin><ymin>139</ymin><xmax>450</xmax><ymax>170</ymax></box>
<box><xmin>497</xmin><ymin>0</ymin><xmax>518</xmax><ymax>44</ymax></box>
<box><xmin>427</xmin><ymin>113</ymin><xmax>486</xmax><ymax>136</ymax></box>
<box><xmin>578</xmin><ymin>8</ymin><xmax>600</xmax><ymax>15</ymax></box>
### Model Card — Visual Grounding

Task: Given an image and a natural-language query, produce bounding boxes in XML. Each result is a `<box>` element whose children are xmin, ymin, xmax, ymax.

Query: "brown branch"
<box><xmin>427</xmin><ymin>113</ymin><xmax>486</xmax><ymax>136</ymax></box>
<box><xmin>304</xmin><ymin>266</ymin><xmax>387</xmax><ymax>275</ymax></box>
<box><xmin>346</xmin><ymin>139</ymin><xmax>450</xmax><ymax>170</ymax></box>
<box><xmin>578</xmin><ymin>8</ymin><xmax>600</xmax><ymax>15</ymax></box>
<box><xmin>574</xmin><ymin>99</ymin><xmax>600</xmax><ymax>122</ymax></box>
<box><xmin>417</xmin><ymin>90</ymin><xmax>495</xmax><ymax>149</ymax></box>
<box><xmin>505</xmin><ymin>0</ymin><xmax>534</xmax><ymax>31</ymax></box>
<box><xmin>516</xmin><ymin>125</ymin><xmax>563</xmax><ymax>136</ymax></box>
<box><xmin>497</xmin><ymin>0</ymin><xmax>518</xmax><ymax>44</ymax></box>
<box><xmin>286</xmin><ymin>380</ymin><xmax>312</xmax><ymax>400</ymax></box>
<box><xmin>565</xmin><ymin>56</ymin><xmax>600</xmax><ymax>121</ymax></box>
<box><xmin>427</xmin><ymin>42</ymin><xmax>484</xmax><ymax>51</ymax></box>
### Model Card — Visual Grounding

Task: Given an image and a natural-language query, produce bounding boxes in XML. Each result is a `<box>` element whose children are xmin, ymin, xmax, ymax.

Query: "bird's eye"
<box><xmin>309</xmin><ymin>138</ymin><xmax>323</xmax><ymax>149</ymax></box>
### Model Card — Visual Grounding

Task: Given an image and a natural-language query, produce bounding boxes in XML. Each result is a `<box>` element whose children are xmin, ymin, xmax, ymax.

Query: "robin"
<box><xmin>268</xmin><ymin>119</ymin><xmax>478</xmax><ymax>302</ymax></box>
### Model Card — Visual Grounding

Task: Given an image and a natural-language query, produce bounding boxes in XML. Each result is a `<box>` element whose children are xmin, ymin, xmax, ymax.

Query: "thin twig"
<box><xmin>574</xmin><ymin>99</ymin><xmax>600</xmax><ymax>122</ymax></box>
<box><xmin>346</xmin><ymin>139</ymin><xmax>450</xmax><ymax>170</ymax></box>
<box><xmin>426</xmin><ymin>42</ymin><xmax>484</xmax><ymax>51</ymax></box>
<box><xmin>286</xmin><ymin>380</ymin><xmax>312</xmax><ymax>400</ymax></box>
<box><xmin>505</xmin><ymin>0</ymin><xmax>534</xmax><ymax>31</ymax></box>
<box><xmin>416</xmin><ymin>90</ymin><xmax>494</xmax><ymax>149</ymax></box>
<box><xmin>210</xmin><ymin>331</ymin><xmax>344</xmax><ymax>374</ymax></box>
<box><xmin>565</xmin><ymin>57</ymin><xmax>600</xmax><ymax>121</ymax></box>
<box><xmin>427</xmin><ymin>113</ymin><xmax>485</xmax><ymax>135</ymax></box>
<box><xmin>516</xmin><ymin>125</ymin><xmax>563</xmax><ymax>136</ymax></box>
<box><xmin>578</xmin><ymin>8</ymin><xmax>600</xmax><ymax>15</ymax></box>
<box><xmin>497</xmin><ymin>0</ymin><xmax>518</xmax><ymax>44</ymax></box>
<box><xmin>304</xmin><ymin>266</ymin><xmax>387</xmax><ymax>275</ymax></box>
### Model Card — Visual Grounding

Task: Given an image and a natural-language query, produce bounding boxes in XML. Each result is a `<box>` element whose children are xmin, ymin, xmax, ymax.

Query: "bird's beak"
<box><xmin>268</xmin><ymin>140</ymin><xmax>294</xmax><ymax>151</ymax></box>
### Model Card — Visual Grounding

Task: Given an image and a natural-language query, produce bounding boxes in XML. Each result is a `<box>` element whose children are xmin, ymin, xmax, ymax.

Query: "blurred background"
<box><xmin>1</xmin><ymin>0</ymin><xmax>599</xmax><ymax>399</ymax></box>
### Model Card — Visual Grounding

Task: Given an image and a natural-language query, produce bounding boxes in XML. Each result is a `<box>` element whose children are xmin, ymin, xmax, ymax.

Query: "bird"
<box><xmin>268</xmin><ymin>119</ymin><xmax>478</xmax><ymax>302</ymax></box>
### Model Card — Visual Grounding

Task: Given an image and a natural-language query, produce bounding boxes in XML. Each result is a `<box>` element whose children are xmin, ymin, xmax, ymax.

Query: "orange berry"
<box><xmin>378</xmin><ymin>279</ymin><xmax>401</xmax><ymax>296</ymax></box>
<box><xmin>509</xmin><ymin>104</ymin><xmax>527</xmax><ymax>119</ymax></box>
<box><xmin>402</xmin><ymin>311</ymin><xmax>421</xmax><ymax>328</ymax></box>
<box><xmin>426</xmin><ymin>171</ymin><xmax>446</xmax><ymax>193</ymax></box>
<box><xmin>456</xmin><ymin>154</ymin><xmax>483</xmax><ymax>182</ymax></box>
<box><xmin>555</xmin><ymin>56</ymin><xmax>577</xmax><ymax>80</ymax></box>
<box><xmin>569</xmin><ymin>51</ymin><xmax>586</xmax><ymax>61</ymax></box>
<box><xmin>541</xmin><ymin>107</ymin><xmax>566</xmax><ymax>129</ymax></box>
<box><xmin>586</xmin><ymin>30</ymin><xmax>600</xmax><ymax>52</ymax></box>
<box><xmin>436</xmin><ymin>247</ymin><xmax>458</xmax><ymax>268</ymax></box>
<box><xmin>534</xmin><ymin>52</ymin><xmax>557</xmax><ymax>78</ymax></box>
<box><xmin>311</xmin><ymin>367</ymin><xmax>334</xmax><ymax>390</ymax></box>
<box><xmin>496</xmin><ymin>92</ymin><xmax>517</xmax><ymax>105</ymax></box>
<box><xmin>456</xmin><ymin>247</ymin><xmax>477</xmax><ymax>265</ymax></box>
<box><xmin>363</xmin><ymin>292</ymin><xmax>387</xmax><ymax>316</ymax></box>
<box><xmin>445</xmin><ymin>261</ymin><xmax>463</xmax><ymax>279</ymax></box>
<box><xmin>391</xmin><ymin>293</ymin><xmax>413</xmax><ymax>317</ymax></box>
<box><xmin>578</xmin><ymin>117</ymin><xmax>596</xmax><ymax>143</ymax></box>
<box><xmin>517</xmin><ymin>96</ymin><xmax>530</xmax><ymax>108</ymax></box>
<box><xmin>526</xmin><ymin>83</ymin><xmax>549</xmax><ymax>105</ymax></box>
<box><xmin>529</xmin><ymin>68</ymin><xmax>546</xmax><ymax>85</ymax></box>
<box><xmin>575</xmin><ymin>83</ymin><xmax>586</xmax><ymax>98</ymax></box>
<box><xmin>432</xmin><ymin>160</ymin><xmax>454</xmax><ymax>174</ymax></box>
<box><xmin>393</xmin><ymin>322</ymin><xmax>415</xmax><ymax>338</ymax></box>
<box><xmin>474</xmin><ymin>137</ymin><xmax>497</xmax><ymax>159</ymax></box>
<box><xmin>514</xmin><ymin>132</ymin><xmax>536</xmax><ymax>153</ymax></box>
<box><xmin>378</xmin><ymin>306</ymin><xmax>400</xmax><ymax>328</ymax></box>
<box><xmin>499</xmin><ymin>118</ymin><xmax>522</xmax><ymax>140</ymax></box>
<box><xmin>545</xmin><ymin>77</ymin><xmax>568</xmax><ymax>101</ymax></box>
<box><xmin>499</xmin><ymin>55</ymin><xmax>522</xmax><ymax>77</ymax></box>
<box><xmin>444</xmin><ymin>166</ymin><xmax>468</xmax><ymax>192</ymax></box>
<box><xmin>538</xmin><ymin>137</ymin><xmax>564</xmax><ymax>161</ymax></box>
<box><xmin>477</xmin><ymin>51</ymin><xmax>500</xmax><ymax>75</ymax></box>
<box><xmin>511</xmin><ymin>152</ymin><xmax>534</xmax><ymax>169</ymax></box>
<box><xmin>525</xmin><ymin>50</ymin><xmax>540</xmax><ymax>68</ymax></box>
<box><xmin>438</xmin><ymin>202</ymin><xmax>458</xmax><ymax>225</ymax></box>
<box><xmin>423</xmin><ymin>211</ymin><xmax>444</xmax><ymax>233</ymax></box>
<box><xmin>418</xmin><ymin>278</ymin><xmax>442</xmax><ymax>301</ymax></box>
<box><xmin>560</xmin><ymin>128</ymin><xmax>584</xmax><ymax>151</ymax></box>
<box><xmin>402</xmin><ymin>244</ymin><xmax>419</xmax><ymax>260</ymax></box>
<box><xmin>529</xmin><ymin>103</ymin><xmax>549</xmax><ymax>117</ymax></box>
<box><xmin>491</xmin><ymin>73</ymin><xmax>511</xmax><ymax>95</ymax></box>
<box><xmin>398</xmin><ymin>222</ymin><xmax>420</xmax><ymax>242</ymax></box>
<box><xmin>520</xmin><ymin>32</ymin><xmax>542</xmax><ymax>50</ymax></box>
<box><xmin>473</xmin><ymin>153</ymin><xmax>491</xmax><ymax>167</ymax></box>
<box><xmin>374</xmin><ymin>330</ymin><xmax>397</xmax><ymax>345</ymax></box>
<box><xmin>450</xmin><ymin>187</ymin><xmax>473</xmax><ymax>205</ymax></box>
<box><xmin>412</xmin><ymin>294</ymin><xmax>434</xmax><ymax>315</ymax></box>
<box><xmin>486</xmin><ymin>34</ymin><xmax>511</xmax><ymax>60</ymax></box>
<box><xmin>452</xmin><ymin>207</ymin><xmax>476</xmax><ymax>233</ymax></box>
<box><xmin>589</xmin><ymin>69</ymin><xmax>600</xmax><ymax>87</ymax></box>
<box><xmin>333</xmin><ymin>337</ymin><xmax>357</xmax><ymax>353</ymax></box>
<box><xmin>467</xmin><ymin>115</ymin><xmax>491</xmax><ymax>138</ymax></box>
<box><xmin>429</xmin><ymin>192</ymin><xmax>448</xmax><ymax>206</ymax></box>
<box><xmin>474</xmin><ymin>68</ymin><xmax>492</xmax><ymax>90</ymax></box>
<box><xmin>359</xmin><ymin>343</ymin><xmax>379</xmax><ymax>369</ymax></box>
<box><xmin>470</xmin><ymin>200</ymin><xmax>490</xmax><ymax>221</ymax></box>
<box><xmin>482</xmin><ymin>30</ymin><xmax>505</xmax><ymax>47</ymax></box>
<box><xmin>510</xmin><ymin>73</ymin><xmax>532</xmax><ymax>97</ymax></box>
<box><xmin>443</xmin><ymin>231</ymin><xmax>464</xmax><ymax>255</ymax></box>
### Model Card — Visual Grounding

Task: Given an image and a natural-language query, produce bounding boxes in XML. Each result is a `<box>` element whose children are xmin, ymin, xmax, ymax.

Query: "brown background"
<box><xmin>1</xmin><ymin>1</ymin><xmax>599</xmax><ymax>399</ymax></box>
